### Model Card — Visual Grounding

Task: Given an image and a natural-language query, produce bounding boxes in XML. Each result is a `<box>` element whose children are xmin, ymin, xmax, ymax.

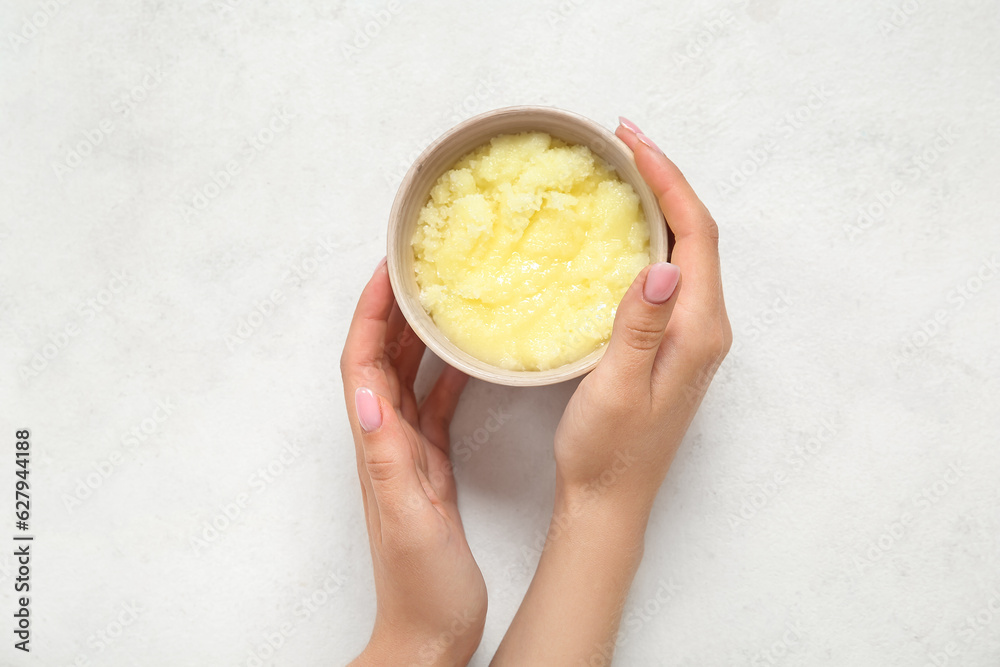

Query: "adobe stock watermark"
<box><xmin>7</xmin><ymin>0</ymin><xmax>72</xmax><ymax>53</ymax></box>
<box><xmin>680</xmin><ymin>348</ymin><xmax>732</xmax><ymax>405</ymax></box>
<box><xmin>583</xmin><ymin>578</ymin><xmax>681</xmax><ymax>666</ymax></box>
<box><xmin>62</xmin><ymin>398</ymin><xmax>176</xmax><ymax>512</ymax></box>
<box><xmin>62</xmin><ymin>600</ymin><xmax>145</xmax><ymax>666</ymax></box>
<box><xmin>748</xmin><ymin>620</ymin><xmax>804</xmax><ymax>666</ymax></box>
<box><xmin>408</xmin><ymin>608</ymin><xmax>480</xmax><ymax>667</ymax></box>
<box><xmin>728</xmin><ymin>416</ymin><xmax>838</xmax><ymax>531</ymax></box>
<box><xmin>775</xmin><ymin>85</ymin><xmax>831</xmax><ymax>146</ymax></box>
<box><xmin>560</xmin><ymin>307</ymin><xmax>617</xmax><ymax>364</ymax></box>
<box><xmin>724</xmin><ymin>287</ymin><xmax>795</xmax><ymax>368</ymax></box>
<box><xmin>437</xmin><ymin>76</ymin><xmax>501</xmax><ymax>129</ymax></box>
<box><xmin>844</xmin><ymin>124</ymin><xmax>958</xmax><ymax>243</ymax></box>
<box><xmin>225</xmin><ymin>289</ymin><xmax>285</xmax><ymax>354</ymax></box>
<box><xmin>716</xmin><ymin>141</ymin><xmax>777</xmax><ymax>198</ymax></box>
<box><xmin>402</xmin><ymin>406</ymin><xmax>513</xmax><ymax>512</ymax></box>
<box><xmin>850</xmin><ymin>461</ymin><xmax>968</xmax><ymax>577</ymax></box>
<box><xmin>737</xmin><ymin>290</ymin><xmax>793</xmax><ymax>349</ymax></box>
<box><xmin>672</xmin><ymin>8</ymin><xmax>739</xmax><ymax>69</ymax></box>
<box><xmin>225</xmin><ymin>236</ymin><xmax>339</xmax><ymax>353</ymax></box>
<box><xmin>744</xmin><ymin>0</ymin><xmax>785</xmax><ymax>22</ymax></box>
<box><xmin>515</xmin><ymin>449</ymin><xmax>638</xmax><ymax>568</ymax></box>
<box><xmin>716</xmin><ymin>85</ymin><xmax>831</xmax><ymax>198</ymax></box>
<box><xmin>213</xmin><ymin>0</ymin><xmax>245</xmax><ymax>14</ymax></box>
<box><xmin>357</xmin><ymin>320</ymin><xmax>422</xmax><ymax>385</ymax></box>
<box><xmin>290</xmin><ymin>568</ymin><xmax>349</xmax><ymax>624</ymax></box>
<box><xmin>189</xmin><ymin>440</ymin><xmax>304</xmax><ymax>555</ymax></box>
<box><xmin>890</xmin><ymin>253</ymin><xmax>999</xmax><ymax>369</ymax></box>
<box><xmin>452</xmin><ymin>407</ymin><xmax>513</xmax><ymax>463</ymax></box>
<box><xmin>501</xmin><ymin>447</ymin><xmax>638</xmax><ymax>583</ymax></box>
<box><xmin>242</xmin><ymin>568</ymin><xmax>348</xmax><ymax>667</ymax></box>
<box><xmin>878</xmin><ymin>0</ymin><xmax>921</xmax><ymax>36</ymax></box>
<box><xmin>922</xmin><ymin>586</ymin><xmax>1000</xmax><ymax>666</ymax></box>
<box><xmin>51</xmin><ymin>56</ymin><xmax>177</xmax><ymax>182</ymax></box>
<box><xmin>383</xmin><ymin>75</ymin><xmax>500</xmax><ymax>189</ymax></box>
<box><xmin>180</xmin><ymin>105</ymin><xmax>296</xmax><ymax>222</ymax></box>
<box><xmin>19</xmin><ymin>269</ymin><xmax>134</xmax><ymax>382</ymax></box>
<box><xmin>545</xmin><ymin>0</ymin><xmax>590</xmax><ymax>27</ymax></box>
<box><xmin>341</xmin><ymin>0</ymin><xmax>411</xmax><ymax>61</ymax></box>
<box><xmin>243</xmin><ymin>623</ymin><xmax>294</xmax><ymax>667</ymax></box>
<box><xmin>86</xmin><ymin>602</ymin><xmax>144</xmax><ymax>655</ymax></box>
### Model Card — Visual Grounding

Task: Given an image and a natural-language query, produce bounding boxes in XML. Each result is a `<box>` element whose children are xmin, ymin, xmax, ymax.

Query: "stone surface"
<box><xmin>1</xmin><ymin>0</ymin><xmax>998</xmax><ymax>665</ymax></box>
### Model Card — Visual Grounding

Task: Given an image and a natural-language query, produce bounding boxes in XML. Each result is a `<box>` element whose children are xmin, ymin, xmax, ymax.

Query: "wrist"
<box><xmin>353</xmin><ymin>620</ymin><xmax>478</xmax><ymax>667</ymax></box>
<box><xmin>495</xmin><ymin>481</ymin><xmax>646</xmax><ymax>666</ymax></box>
<box><xmin>544</xmin><ymin>478</ymin><xmax>650</xmax><ymax>571</ymax></box>
<box><xmin>554</xmin><ymin>472</ymin><xmax>654</xmax><ymax>535</ymax></box>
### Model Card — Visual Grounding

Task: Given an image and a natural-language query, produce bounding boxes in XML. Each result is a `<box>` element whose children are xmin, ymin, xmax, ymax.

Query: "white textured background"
<box><xmin>2</xmin><ymin>0</ymin><xmax>998</xmax><ymax>665</ymax></box>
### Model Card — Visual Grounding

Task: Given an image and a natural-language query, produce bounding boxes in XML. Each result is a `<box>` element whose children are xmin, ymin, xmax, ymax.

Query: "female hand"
<box><xmin>554</xmin><ymin>119</ymin><xmax>733</xmax><ymax>522</ymax></box>
<box><xmin>342</xmin><ymin>259</ymin><xmax>487</xmax><ymax>666</ymax></box>
<box><xmin>493</xmin><ymin>119</ymin><xmax>731</xmax><ymax>666</ymax></box>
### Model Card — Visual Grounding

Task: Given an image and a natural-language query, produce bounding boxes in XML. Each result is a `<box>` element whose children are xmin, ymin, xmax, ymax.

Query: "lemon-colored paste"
<box><xmin>411</xmin><ymin>132</ymin><xmax>649</xmax><ymax>371</ymax></box>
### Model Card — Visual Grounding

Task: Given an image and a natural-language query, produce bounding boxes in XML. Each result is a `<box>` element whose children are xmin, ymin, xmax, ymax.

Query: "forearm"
<box><xmin>492</xmin><ymin>485</ymin><xmax>650</xmax><ymax>666</ymax></box>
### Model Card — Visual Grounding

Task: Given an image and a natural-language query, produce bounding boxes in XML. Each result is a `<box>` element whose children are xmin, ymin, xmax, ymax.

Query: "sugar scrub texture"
<box><xmin>411</xmin><ymin>132</ymin><xmax>650</xmax><ymax>371</ymax></box>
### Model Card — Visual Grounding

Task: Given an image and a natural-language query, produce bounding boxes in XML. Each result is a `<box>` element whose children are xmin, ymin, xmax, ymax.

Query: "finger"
<box><xmin>615</xmin><ymin>122</ymin><xmax>641</xmax><ymax>150</ymax></box>
<box><xmin>386</xmin><ymin>305</ymin><xmax>427</xmax><ymax>416</ymax></box>
<box><xmin>395</xmin><ymin>324</ymin><xmax>426</xmax><ymax>425</ymax></box>
<box><xmin>380</xmin><ymin>304</ymin><xmax>408</xmax><ymax>404</ymax></box>
<box><xmin>617</xmin><ymin>119</ymin><xmax>714</xmax><ymax>237</ymax></box>
<box><xmin>617</xmin><ymin>124</ymin><xmax>677</xmax><ymax>260</ymax></box>
<box><xmin>342</xmin><ymin>258</ymin><xmax>395</xmax><ymax>539</ymax></box>
<box><xmin>341</xmin><ymin>258</ymin><xmax>394</xmax><ymax>393</ymax></box>
<box><xmin>616</xmin><ymin>120</ymin><xmax>723</xmax><ymax>316</ymax></box>
<box><xmin>386</xmin><ymin>301</ymin><xmax>407</xmax><ymax>348</ymax></box>
<box><xmin>349</xmin><ymin>412</ymin><xmax>379</xmax><ymax>541</ymax></box>
<box><xmin>354</xmin><ymin>387</ymin><xmax>430</xmax><ymax>540</ymax></box>
<box><xmin>395</xmin><ymin>323</ymin><xmax>427</xmax><ymax>395</ymax></box>
<box><xmin>418</xmin><ymin>365</ymin><xmax>470</xmax><ymax>454</ymax></box>
<box><xmin>601</xmin><ymin>262</ymin><xmax>681</xmax><ymax>386</ymax></box>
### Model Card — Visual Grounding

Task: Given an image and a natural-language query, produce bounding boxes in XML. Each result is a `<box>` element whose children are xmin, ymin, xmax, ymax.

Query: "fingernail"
<box><xmin>637</xmin><ymin>132</ymin><xmax>663</xmax><ymax>155</ymax></box>
<box><xmin>643</xmin><ymin>262</ymin><xmax>681</xmax><ymax>304</ymax></box>
<box><xmin>355</xmin><ymin>387</ymin><xmax>382</xmax><ymax>433</ymax></box>
<box><xmin>374</xmin><ymin>256</ymin><xmax>387</xmax><ymax>273</ymax></box>
<box><xmin>618</xmin><ymin>116</ymin><xmax>641</xmax><ymax>134</ymax></box>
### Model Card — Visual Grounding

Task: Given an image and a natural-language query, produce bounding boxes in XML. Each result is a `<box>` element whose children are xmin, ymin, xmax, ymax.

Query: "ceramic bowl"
<box><xmin>386</xmin><ymin>105</ymin><xmax>668</xmax><ymax>386</ymax></box>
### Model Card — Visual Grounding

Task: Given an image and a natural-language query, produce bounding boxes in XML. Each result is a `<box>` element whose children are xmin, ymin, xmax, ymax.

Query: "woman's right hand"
<box><xmin>492</xmin><ymin>119</ymin><xmax>732</xmax><ymax>667</ymax></box>
<box><xmin>553</xmin><ymin>119</ymin><xmax>733</xmax><ymax>524</ymax></box>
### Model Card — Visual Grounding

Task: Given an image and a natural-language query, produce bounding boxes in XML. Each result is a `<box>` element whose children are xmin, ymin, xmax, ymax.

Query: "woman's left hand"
<box><xmin>342</xmin><ymin>259</ymin><xmax>487</xmax><ymax>666</ymax></box>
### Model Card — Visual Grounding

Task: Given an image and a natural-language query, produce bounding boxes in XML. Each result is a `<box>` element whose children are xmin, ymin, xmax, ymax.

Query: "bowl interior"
<box><xmin>387</xmin><ymin>106</ymin><xmax>668</xmax><ymax>387</ymax></box>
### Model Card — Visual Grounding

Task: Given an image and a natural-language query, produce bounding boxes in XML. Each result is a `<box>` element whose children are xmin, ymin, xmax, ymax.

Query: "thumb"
<box><xmin>354</xmin><ymin>387</ymin><xmax>429</xmax><ymax>521</ymax></box>
<box><xmin>601</xmin><ymin>262</ymin><xmax>681</xmax><ymax>382</ymax></box>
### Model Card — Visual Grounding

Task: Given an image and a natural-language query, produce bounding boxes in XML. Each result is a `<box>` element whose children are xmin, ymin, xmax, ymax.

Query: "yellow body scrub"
<box><xmin>411</xmin><ymin>132</ymin><xmax>649</xmax><ymax>371</ymax></box>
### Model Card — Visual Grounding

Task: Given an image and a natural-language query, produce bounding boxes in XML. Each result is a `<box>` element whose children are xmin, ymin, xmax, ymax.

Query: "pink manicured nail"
<box><xmin>643</xmin><ymin>263</ymin><xmax>681</xmax><ymax>304</ymax></box>
<box><xmin>355</xmin><ymin>387</ymin><xmax>382</xmax><ymax>433</ymax></box>
<box><xmin>375</xmin><ymin>256</ymin><xmax>387</xmax><ymax>273</ymax></box>
<box><xmin>637</xmin><ymin>133</ymin><xmax>663</xmax><ymax>154</ymax></box>
<box><xmin>618</xmin><ymin>116</ymin><xmax>641</xmax><ymax>134</ymax></box>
